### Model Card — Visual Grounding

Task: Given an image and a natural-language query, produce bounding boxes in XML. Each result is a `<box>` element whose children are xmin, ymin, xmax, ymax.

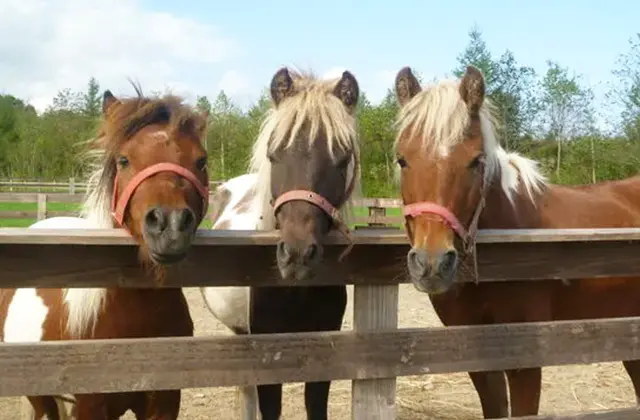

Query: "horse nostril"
<box><xmin>277</xmin><ymin>240</ymin><xmax>293</xmax><ymax>264</ymax></box>
<box><xmin>303</xmin><ymin>243</ymin><xmax>319</xmax><ymax>264</ymax></box>
<box><xmin>439</xmin><ymin>249</ymin><xmax>458</xmax><ymax>276</ymax></box>
<box><xmin>171</xmin><ymin>209</ymin><xmax>196</xmax><ymax>232</ymax></box>
<box><xmin>407</xmin><ymin>248</ymin><xmax>429</xmax><ymax>277</ymax></box>
<box><xmin>408</xmin><ymin>249</ymin><xmax>424</xmax><ymax>270</ymax></box>
<box><xmin>144</xmin><ymin>208</ymin><xmax>167</xmax><ymax>234</ymax></box>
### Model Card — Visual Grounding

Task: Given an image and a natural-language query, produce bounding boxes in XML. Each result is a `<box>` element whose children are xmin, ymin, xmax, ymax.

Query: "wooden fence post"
<box><xmin>36</xmin><ymin>194</ymin><xmax>47</xmax><ymax>221</ymax></box>
<box><xmin>351</xmin><ymin>284</ymin><xmax>399</xmax><ymax>420</ymax></box>
<box><xmin>69</xmin><ymin>177</ymin><xmax>76</xmax><ymax>195</ymax></box>
<box><xmin>238</xmin><ymin>386</ymin><xmax>257</xmax><ymax>420</ymax></box>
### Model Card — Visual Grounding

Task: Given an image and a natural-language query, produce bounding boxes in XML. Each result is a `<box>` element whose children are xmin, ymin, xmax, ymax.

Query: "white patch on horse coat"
<box><xmin>151</xmin><ymin>130</ymin><xmax>169</xmax><ymax>140</ymax></box>
<box><xmin>202</xmin><ymin>173</ymin><xmax>262</xmax><ymax>333</ymax></box>
<box><xmin>30</xmin><ymin>216</ymin><xmax>108</xmax><ymax>338</ymax></box>
<box><xmin>3</xmin><ymin>288</ymin><xmax>48</xmax><ymax>343</ymax></box>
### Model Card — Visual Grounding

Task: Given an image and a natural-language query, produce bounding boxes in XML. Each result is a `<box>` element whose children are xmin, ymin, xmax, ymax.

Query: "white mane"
<box><xmin>63</xmin><ymin>150</ymin><xmax>115</xmax><ymax>338</ymax></box>
<box><xmin>395</xmin><ymin>78</ymin><xmax>546</xmax><ymax>203</ymax></box>
<box><xmin>248</xmin><ymin>70</ymin><xmax>361</xmax><ymax>230</ymax></box>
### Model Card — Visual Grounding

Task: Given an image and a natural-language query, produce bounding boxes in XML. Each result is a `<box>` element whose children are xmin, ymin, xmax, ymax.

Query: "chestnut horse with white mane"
<box><xmin>393</xmin><ymin>65</ymin><xmax>640</xmax><ymax>418</ymax></box>
<box><xmin>0</xmin><ymin>87</ymin><xmax>210</xmax><ymax>419</ymax></box>
<box><xmin>202</xmin><ymin>67</ymin><xmax>361</xmax><ymax>420</ymax></box>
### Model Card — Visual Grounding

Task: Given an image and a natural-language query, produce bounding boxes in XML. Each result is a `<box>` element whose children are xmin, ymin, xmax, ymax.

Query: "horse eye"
<box><xmin>117</xmin><ymin>156</ymin><xmax>129</xmax><ymax>168</ymax></box>
<box><xmin>469</xmin><ymin>154</ymin><xmax>485</xmax><ymax>169</ymax></box>
<box><xmin>397</xmin><ymin>157</ymin><xmax>407</xmax><ymax>168</ymax></box>
<box><xmin>196</xmin><ymin>157</ymin><xmax>208</xmax><ymax>171</ymax></box>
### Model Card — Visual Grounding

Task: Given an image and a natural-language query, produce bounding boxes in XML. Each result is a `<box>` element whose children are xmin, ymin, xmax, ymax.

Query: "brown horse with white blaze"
<box><xmin>393</xmin><ymin>65</ymin><xmax>640</xmax><ymax>418</ymax></box>
<box><xmin>0</xmin><ymin>87</ymin><xmax>210</xmax><ymax>419</ymax></box>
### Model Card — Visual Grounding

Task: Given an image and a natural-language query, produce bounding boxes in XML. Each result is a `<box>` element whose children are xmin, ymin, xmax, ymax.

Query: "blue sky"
<box><xmin>2</xmin><ymin>0</ymin><xmax>638</xmax><ymax>128</ymax></box>
<box><xmin>140</xmin><ymin>0</ymin><xmax>638</xmax><ymax>114</ymax></box>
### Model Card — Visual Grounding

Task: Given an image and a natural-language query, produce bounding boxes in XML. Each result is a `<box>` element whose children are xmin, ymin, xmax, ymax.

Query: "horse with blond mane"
<box><xmin>202</xmin><ymin>67</ymin><xmax>361</xmax><ymax>420</ymax></box>
<box><xmin>0</xmin><ymin>87</ymin><xmax>210</xmax><ymax>419</ymax></box>
<box><xmin>393</xmin><ymin>65</ymin><xmax>640</xmax><ymax>418</ymax></box>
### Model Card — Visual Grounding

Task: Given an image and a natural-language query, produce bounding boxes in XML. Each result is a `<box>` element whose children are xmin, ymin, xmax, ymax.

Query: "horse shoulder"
<box><xmin>2</xmin><ymin>288</ymin><xmax>53</xmax><ymax>343</ymax></box>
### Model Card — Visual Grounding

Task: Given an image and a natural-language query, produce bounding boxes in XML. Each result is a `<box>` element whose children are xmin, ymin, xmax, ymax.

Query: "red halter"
<box><xmin>403</xmin><ymin>202</ymin><xmax>466</xmax><ymax>239</ymax></box>
<box><xmin>111</xmin><ymin>162</ymin><xmax>210</xmax><ymax>229</ymax></box>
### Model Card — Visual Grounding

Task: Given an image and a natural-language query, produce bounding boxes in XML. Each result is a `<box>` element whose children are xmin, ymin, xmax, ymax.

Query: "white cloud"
<box><xmin>322</xmin><ymin>67</ymin><xmax>347</xmax><ymax>80</ymax></box>
<box><xmin>218</xmin><ymin>70</ymin><xmax>251</xmax><ymax>96</ymax></box>
<box><xmin>0</xmin><ymin>0</ymin><xmax>242</xmax><ymax>112</ymax></box>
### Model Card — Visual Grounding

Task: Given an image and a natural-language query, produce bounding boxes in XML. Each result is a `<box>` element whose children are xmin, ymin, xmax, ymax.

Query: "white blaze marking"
<box><xmin>4</xmin><ymin>288</ymin><xmax>48</xmax><ymax>343</ymax></box>
<box><xmin>151</xmin><ymin>130</ymin><xmax>169</xmax><ymax>140</ymax></box>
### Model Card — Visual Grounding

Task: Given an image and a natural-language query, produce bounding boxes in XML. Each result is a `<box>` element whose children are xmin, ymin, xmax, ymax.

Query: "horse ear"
<box><xmin>332</xmin><ymin>71</ymin><xmax>359</xmax><ymax>112</ymax></box>
<box><xmin>459</xmin><ymin>65</ymin><xmax>485</xmax><ymax>115</ymax></box>
<box><xmin>395</xmin><ymin>67</ymin><xmax>421</xmax><ymax>107</ymax></box>
<box><xmin>270</xmin><ymin>67</ymin><xmax>295</xmax><ymax>106</ymax></box>
<box><xmin>102</xmin><ymin>90</ymin><xmax>120</xmax><ymax>115</ymax></box>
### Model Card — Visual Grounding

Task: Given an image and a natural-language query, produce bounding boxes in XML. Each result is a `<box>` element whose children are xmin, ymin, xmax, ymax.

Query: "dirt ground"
<box><xmin>1</xmin><ymin>285</ymin><xmax>636</xmax><ymax>419</ymax></box>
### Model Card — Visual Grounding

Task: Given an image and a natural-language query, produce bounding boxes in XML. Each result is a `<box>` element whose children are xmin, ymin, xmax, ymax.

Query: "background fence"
<box><xmin>0</xmin><ymin>191</ymin><xmax>405</xmax><ymax>228</ymax></box>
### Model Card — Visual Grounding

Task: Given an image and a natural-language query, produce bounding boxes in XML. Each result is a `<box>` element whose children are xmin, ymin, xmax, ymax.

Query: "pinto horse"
<box><xmin>201</xmin><ymin>67</ymin><xmax>361</xmax><ymax>420</ymax></box>
<box><xmin>0</xmin><ymin>87</ymin><xmax>210</xmax><ymax>419</ymax></box>
<box><xmin>393</xmin><ymin>65</ymin><xmax>640</xmax><ymax>418</ymax></box>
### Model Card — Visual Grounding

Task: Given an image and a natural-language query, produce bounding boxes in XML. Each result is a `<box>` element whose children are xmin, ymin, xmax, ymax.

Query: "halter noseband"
<box><xmin>111</xmin><ymin>162</ymin><xmax>210</xmax><ymax>231</ymax></box>
<box><xmin>402</xmin><ymin>172</ymin><xmax>487</xmax><ymax>282</ymax></box>
<box><xmin>271</xmin><ymin>155</ymin><xmax>359</xmax><ymax>262</ymax></box>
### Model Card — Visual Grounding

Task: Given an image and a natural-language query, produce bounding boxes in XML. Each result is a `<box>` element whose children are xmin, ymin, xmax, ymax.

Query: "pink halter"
<box><xmin>403</xmin><ymin>202</ymin><xmax>467</xmax><ymax>239</ymax></box>
<box><xmin>111</xmin><ymin>162</ymin><xmax>210</xmax><ymax>229</ymax></box>
<box><xmin>272</xmin><ymin>190</ymin><xmax>341</xmax><ymax>222</ymax></box>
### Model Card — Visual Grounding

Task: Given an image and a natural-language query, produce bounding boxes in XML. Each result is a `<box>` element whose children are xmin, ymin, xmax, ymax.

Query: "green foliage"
<box><xmin>610</xmin><ymin>33</ymin><xmax>640</xmax><ymax>141</ymax></box>
<box><xmin>1</xmin><ymin>28</ymin><xmax>640</xmax><ymax>193</ymax></box>
<box><xmin>453</xmin><ymin>27</ymin><xmax>538</xmax><ymax>150</ymax></box>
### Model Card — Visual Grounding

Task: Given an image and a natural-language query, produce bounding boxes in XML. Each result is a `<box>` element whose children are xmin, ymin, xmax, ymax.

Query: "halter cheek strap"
<box><xmin>273</xmin><ymin>190</ymin><xmax>342</xmax><ymax>223</ymax></box>
<box><xmin>111</xmin><ymin>162</ymin><xmax>210</xmax><ymax>229</ymax></box>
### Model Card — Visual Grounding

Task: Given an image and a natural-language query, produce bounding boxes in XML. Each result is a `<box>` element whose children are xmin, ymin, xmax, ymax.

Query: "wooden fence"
<box><xmin>0</xmin><ymin>192</ymin><xmax>405</xmax><ymax>227</ymax></box>
<box><xmin>0</xmin><ymin>178</ymin><xmax>224</xmax><ymax>194</ymax></box>
<box><xmin>1</xmin><ymin>227</ymin><xmax>640</xmax><ymax>419</ymax></box>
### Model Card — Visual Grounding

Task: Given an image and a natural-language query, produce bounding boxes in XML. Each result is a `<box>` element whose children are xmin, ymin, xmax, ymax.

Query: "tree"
<box><xmin>453</xmin><ymin>27</ymin><xmax>538</xmax><ymax>148</ymax></box>
<box><xmin>453</xmin><ymin>26</ymin><xmax>497</xmax><ymax>86</ymax></box>
<box><xmin>82</xmin><ymin>78</ymin><xmax>101</xmax><ymax>118</ymax></box>
<box><xmin>538</xmin><ymin>60</ymin><xmax>595</xmax><ymax>180</ymax></box>
<box><xmin>610</xmin><ymin>33</ymin><xmax>640</xmax><ymax>141</ymax></box>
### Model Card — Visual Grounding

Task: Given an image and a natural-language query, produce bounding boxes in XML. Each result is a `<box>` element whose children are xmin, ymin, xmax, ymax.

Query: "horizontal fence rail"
<box><xmin>2</xmin><ymin>227</ymin><xmax>640</xmax><ymax>419</ymax></box>
<box><xmin>2</xmin><ymin>317</ymin><xmax>640</xmax><ymax>396</ymax></box>
<box><xmin>0</xmin><ymin>227</ymin><xmax>639</xmax><ymax>288</ymax></box>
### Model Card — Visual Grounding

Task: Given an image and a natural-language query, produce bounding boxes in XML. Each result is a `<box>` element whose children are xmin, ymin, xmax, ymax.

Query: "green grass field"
<box><xmin>0</xmin><ymin>201</ymin><xmax>404</xmax><ymax>229</ymax></box>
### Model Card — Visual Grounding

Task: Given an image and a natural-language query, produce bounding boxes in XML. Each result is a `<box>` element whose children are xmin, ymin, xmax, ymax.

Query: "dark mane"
<box><xmin>98</xmin><ymin>83</ymin><xmax>207</xmax><ymax>154</ymax></box>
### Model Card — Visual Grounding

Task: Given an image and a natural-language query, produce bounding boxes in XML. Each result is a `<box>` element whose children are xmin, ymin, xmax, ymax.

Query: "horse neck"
<box><xmin>90</xmin><ymin>287</ymin><xmax>192</xmax><ymax>338</ymax></box>
<box><xmin>66</xmin><ymin>281</ymin><xmax>191</xmax><ymax>340</ymax></box>
<box><xmin>478</xmin><ymin>174</ymin><xmax>544</xmax><ymax>230</ymax></box>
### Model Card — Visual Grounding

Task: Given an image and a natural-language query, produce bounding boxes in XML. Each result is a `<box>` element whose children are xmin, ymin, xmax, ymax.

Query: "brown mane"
<box><xmin>98</xmin><ymin>85</ymin><xmax>207</xmax><ymax>152</ymax></box>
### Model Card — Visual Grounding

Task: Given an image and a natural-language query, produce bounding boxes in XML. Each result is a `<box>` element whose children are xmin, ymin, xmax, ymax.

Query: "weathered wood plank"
<box><xmin>1</xmin><ymin>228</ymin><xmax>640</xmax><ymax>288</ymax></box>
<box><xmin>3</xmin><ymin>227</ymin><xmax>640</xmax><ymax>246</ymax></box>
<box><xmin>0</xmin><ymin>210</ymin><xmax>77</xmax><ymax>219</ymax></box>
<box><xmin>509</xmin><ymin>407</ymin><xmax>640</xmax><ymax>419</ymax></box>
<box><xmin>2</xmin><ymin>317</ymin><xmax>640</xmax><ymax>397</ymax></box>
<box><xmin>354</xmin><ymin>198</ymin><xmax>402</xmax><ymax>208</ymax></box>
<box><xmin>351</xmin><ymin>285</ymin><xmax>399</xmax><ymax>420</ymax></box>
<box><xmin>0</xmin><ymin>192</ymin><xmax>84</xmax><ymax>203</ymax></box>
<box><xmin>353</xmin><ymin>216</ymin><xmax>404</xmax><ymax>226</ymax></box>
<box><xmin>36</xmin><ymin>193</ymin><xmax>47</xmax><ymax>220</ymax></box>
